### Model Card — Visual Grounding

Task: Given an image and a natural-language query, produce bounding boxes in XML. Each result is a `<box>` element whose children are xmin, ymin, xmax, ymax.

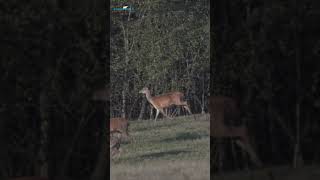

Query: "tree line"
<box><xmin>110</xmin><ymin>0</ymin><xmax>210</xmax><ymax>119</ymax></box>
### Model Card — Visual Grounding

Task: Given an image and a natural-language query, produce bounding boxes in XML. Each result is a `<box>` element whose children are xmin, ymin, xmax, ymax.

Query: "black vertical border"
<box><xmin>210</xmin><ymin>0</ymin><xmax>228</xmax><ymax>178</ymax></box>
<box><xmin>210</xmin><ymin>0</ymin><xmax>214</xmax><ymax>178</ymax></box>
<box><xmin>106</xmin><ymin>0</ymin><xmax>111</xmax><ymax>177</ymax></box>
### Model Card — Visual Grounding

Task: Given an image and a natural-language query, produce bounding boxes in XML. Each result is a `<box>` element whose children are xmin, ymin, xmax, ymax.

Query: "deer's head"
<box><xmin>139</xmin><ymin>87</ymin><xmax>149</xmax><ymax>94</ymax></box>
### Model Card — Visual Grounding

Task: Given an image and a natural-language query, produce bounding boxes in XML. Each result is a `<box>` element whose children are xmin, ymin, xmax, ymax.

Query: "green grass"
<box><xmin>111</xmin><ymin>114</ymin><xmax>210</xmax><ymax>180</ymax></box>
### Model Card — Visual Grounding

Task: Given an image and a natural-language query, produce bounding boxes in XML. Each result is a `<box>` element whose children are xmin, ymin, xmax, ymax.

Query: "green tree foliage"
<box><xmin>111</xmin><ymin>0</ymin><xmax>210</xmax><ymax>118</ymax></box>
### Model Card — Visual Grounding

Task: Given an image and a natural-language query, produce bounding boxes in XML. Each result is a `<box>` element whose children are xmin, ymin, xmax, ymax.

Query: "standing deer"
<box><xmin>139</xmin><ymin>87</ymin><xmax>192</xmax><ymax>121</ymax></box>
<box><xmin>209</xmin><ymin>96</ymin><xmax>262</xmax><ymax>167</ymax></box>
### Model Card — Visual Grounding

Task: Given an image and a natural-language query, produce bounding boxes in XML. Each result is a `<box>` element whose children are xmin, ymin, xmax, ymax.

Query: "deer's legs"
<box><xmin>183</xmin><ymin>105</ymin><xmax>192</xmax><ymax>115</ymax></box>
<box><xmin>171</xmin><ymin>108</ymin><xmax>178</xmax><ymax>117</ymax></box>
<box><xmin>160</xmin><ymin>108</ymin><xmax>172</xmax><ymax>119</ymax></box>
<box><xmin>179</xmin><ymin>101</ymin><xmax>192</xmax><ymax>115</ymax></box>
<box><xmin>155</xmin><ymin>109</ymin><xmax>160</xmax><ymax>121</ymax></box>
<box><xmin>165</xmin><ymin>108</ymin><xmax>175</xmax><ymax>118</ymax></box>
<box><xmin>164</xmin><ymin>109</ymin><xmax>168</xmax><ymax>116</ymax></box>
<box><xmin>155</xmin><ymin>108</ymin><xmax>172</xmax><ymax>122</ymax></box>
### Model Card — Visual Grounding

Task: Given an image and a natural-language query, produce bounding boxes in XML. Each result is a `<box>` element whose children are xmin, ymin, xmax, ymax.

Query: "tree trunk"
<box><xmin>121</xmin><ymin>88</ymin><xmax>126</xmax><ymax>118</ymax></box>
<box><xmin>120</xmin><ymin>21</ymin><xmax>130</xmax><ymax>119</ymax></box>
<box><xmin>37</xmin><ymin>92</ymin><xmax>49</xmax><ymax>177</ymax></box>
<box><xmin>138</xmin><ymin>98</ymin><xmax>147</xmax><ymax>120</ymax></box>
<box><xmin>193</xmin><ymin>95</ymin><xmax>203</xmax><ymax>114</ymax></box>
<box><xmin>202</xmin><ymin>73</ymin><xmax>206</xmax><ymax>114</ymax></box>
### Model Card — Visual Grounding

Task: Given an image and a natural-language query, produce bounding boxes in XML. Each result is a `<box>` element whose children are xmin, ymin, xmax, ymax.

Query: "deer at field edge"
<box><xmin>139</xmin><ymin>87</ymin><xmax>192</xmax><ymax>121</ymax></box>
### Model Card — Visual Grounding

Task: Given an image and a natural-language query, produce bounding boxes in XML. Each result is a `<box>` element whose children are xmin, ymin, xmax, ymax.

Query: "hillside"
<box><xmin>111</xmin><ymin>114</ymin><xmax>210</xmax><ymax>180</ymax></box>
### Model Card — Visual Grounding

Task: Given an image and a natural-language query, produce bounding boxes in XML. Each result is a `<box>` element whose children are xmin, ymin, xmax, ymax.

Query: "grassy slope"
<box><xmin>111</xmin><ymin>114</ymin><xmax>210</xmax><ymax>180</ymax></box>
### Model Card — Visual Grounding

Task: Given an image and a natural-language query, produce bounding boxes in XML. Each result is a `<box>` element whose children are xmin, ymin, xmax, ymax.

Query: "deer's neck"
<box><xmin>145</xmin><ymin>92</ymin><xmax>157</xmax><ymax>107</ymax></box>
<box><xmin>145</xmin><ymin>92</ymin><xmax>153</xmax><ymax>102</ymax></box>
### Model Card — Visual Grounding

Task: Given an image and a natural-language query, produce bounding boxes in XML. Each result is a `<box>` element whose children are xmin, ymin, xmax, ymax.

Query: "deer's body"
<box><xmin>110</xmin><ymin>117</ymin><xmax>129</xmax><ymax>138</ymax></box>
<box><xmin>108</xmin><ymin>118</ymin><xmax>129</xmax><ymax>158</ymax></box>
<box><xmin>139</xmin><ymin>87</ymin><xmax>192</xmax><ymax>121</ymax></box>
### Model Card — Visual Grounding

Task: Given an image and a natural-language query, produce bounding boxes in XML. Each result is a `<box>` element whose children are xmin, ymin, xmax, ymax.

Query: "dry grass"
<box><xmin>110</xmin><ymin>114</ymin><xmax>210</xmax><ymax>180</ymax></box>
<box><xmin>111</xmin><ymin>160</ymin><xmax>210</xmax><ymax>180</ymax></box>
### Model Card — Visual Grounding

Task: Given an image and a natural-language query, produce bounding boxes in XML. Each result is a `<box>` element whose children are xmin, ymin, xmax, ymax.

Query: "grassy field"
<box><xmin>110</xmin><ymin>114</ymin><xmax>210</xmax><ymax>180</ymax></box>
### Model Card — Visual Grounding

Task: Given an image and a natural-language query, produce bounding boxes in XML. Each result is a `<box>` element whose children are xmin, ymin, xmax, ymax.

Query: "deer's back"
<box><xmin>152</xmin><ymin>91</ymin><xmax>184</xmax><ymax>108</ymax></box>
<box><xmin>110</xmin><ymin>118</ymin><xmax>129</xmax><ymax>134</ymax></box>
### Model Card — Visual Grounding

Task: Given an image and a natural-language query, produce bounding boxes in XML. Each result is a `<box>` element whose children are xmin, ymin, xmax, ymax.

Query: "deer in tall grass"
<box><xmin>139</xmin><ymin>87</ymin><xmax>192</xmax><ymax>121</ymax></box>
<box><xmin>209</xmin><ymin>95</ymin><xmax>262</xmax><ymax>167</ymax></box>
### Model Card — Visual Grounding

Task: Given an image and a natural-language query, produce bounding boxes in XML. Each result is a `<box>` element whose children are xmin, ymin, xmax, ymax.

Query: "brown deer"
<box><xmin>209</xmin><ymin>96</ymin><xmax>262</xmax><ymax>167</ymax></box>
<box><xmin>139</xmin><ymin>87</ymin><xmax>192</xmax><ymax>121</ymax></box>
<box><xmin>110</xmin><ymin>117</ymin><xmax>129</xmax><ymax>140</ymax></box>
<box><xmin>109</xmin><ymin>118</ymin><xmax>130</xmax><ymax>158</ymax></box>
